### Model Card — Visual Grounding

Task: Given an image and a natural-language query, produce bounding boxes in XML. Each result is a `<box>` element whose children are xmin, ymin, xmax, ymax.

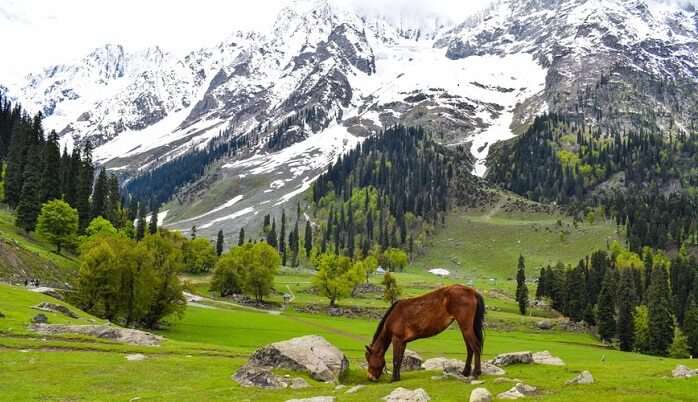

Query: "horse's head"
<box><xmin>364</xmin><ymin>345</ymin><xmax>385</xmax><ymax>381</ymax></box>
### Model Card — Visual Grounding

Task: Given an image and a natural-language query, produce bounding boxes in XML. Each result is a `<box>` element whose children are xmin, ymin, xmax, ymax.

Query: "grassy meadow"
<box><xmin>1</xmin><ymin>207</ymin><xmax>696</xmax><ymax>401</ymax></box>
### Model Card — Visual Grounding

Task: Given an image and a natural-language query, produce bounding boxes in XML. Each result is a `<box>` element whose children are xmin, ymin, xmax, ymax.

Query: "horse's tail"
<box><xmin>474</xmin><ymin>291</ymin><xmax>486</xmax><ymax>352</ymax></box>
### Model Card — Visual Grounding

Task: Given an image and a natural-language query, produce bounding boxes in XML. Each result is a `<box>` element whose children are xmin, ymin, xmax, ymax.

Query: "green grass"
<box><xmin>2</xmin><ymin>282</ymin><xmax>697</xmax><ymax>402</ymax></box>
<box><xmin>0</xmin><ymin>206</ymin><xmax>79</xmax><ymax>285</ymax></box>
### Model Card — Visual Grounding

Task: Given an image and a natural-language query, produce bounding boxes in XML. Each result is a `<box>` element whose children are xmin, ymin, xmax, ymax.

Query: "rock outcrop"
<box><xmin>422</xmin><ymin>357</ymin><xmax>505</xmax><ymax>376</ymax></box>
<box><xmin>246</xmin><ymin>335</ymin><xmax>349</xmax><ymax>382</ymax></box>
<box><xmin>497</xmin><ymin>383</ymin><xmax>537</xmax><ymax>400</ymax></box>
<box><xmin>532</xmin><ymin>351</ymin><xmax>565</xmax><ymax>366</ymax></box>
<box><xmin>33</xmin><ymin>302</ymin><xmax>78</xmax><ymax>319</ymax></box>
<box><xmin>672</xmin><ymin>365</ymin><xmax>698</xmax><ymax>378</ymax></box>
<box><xmin>29</xmin><ymin>323</ymin><xmax>163</xmax><ymax>346</ymax></box>
<box><xmin>469</xmin><ymin>387</ymin><xmax>492</xmax><ymax>402</ymax></box>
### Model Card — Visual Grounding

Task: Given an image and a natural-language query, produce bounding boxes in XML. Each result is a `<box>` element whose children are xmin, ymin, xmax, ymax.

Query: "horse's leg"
<box><xmin>391</xmin><ymin>338</ymin><xmax>406</xmax><ymax>382</ymax></box>
<box><xmin>463</xmin><ymin>342</ymin><xmax>473</xmax><ymax>377</ymax></box>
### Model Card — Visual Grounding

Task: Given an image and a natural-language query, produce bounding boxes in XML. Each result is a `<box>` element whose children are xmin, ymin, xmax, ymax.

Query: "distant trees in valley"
<box><xmin>534</xmin><ymin>244</ymin><xmax>698</xmax><ymax>357</ymax></box>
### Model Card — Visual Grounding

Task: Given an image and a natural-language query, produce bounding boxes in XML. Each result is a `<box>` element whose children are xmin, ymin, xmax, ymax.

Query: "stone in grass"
<box><xmin>345</xmin><ymin>385</ymin><xmax>365</xmax><ymax>394</ymax></box>
<box><xmin>497</xmin><ymin>383</ymin><xmax>537</xmax><ymax>400</ymax></box>
<box><xmin>383</xmin><ymin>388</ymin><xmax>430</xmax><ymax>402</ymax></box>
<box><xmin>285</xmin><ymin>397</ymin><xmax>335</xmax><ymax>402</ymax></box>
<box><xmin>125</xmin><ymin>354</ymin><xmax>146</xmax><ymax>361</ymax></box>
<box><xmin>566</xmin><ymin>370</ymin><xmax>594</xmax><ymax>385</ymax></box>
<box><xmin>469</xmin><ymin>387</ymin><xmax>492</xmax><ymax>402</ymax></box>
<box><xmin>536</xmin><ymin>320</ymin><xmax>553</xmax><ymax>330</ymax></box>
<box><xmin>422</xmin><ymin>357</ymin><xmax>505</xmax><ymax>376</ymax></box>
<box><xmin>401</xmin><ymin>349</ymin><xmax>424</xmax><ymax>371</ymax></box>
<box><xmin>490</xmin><ymin>352</ymin><xmax>533</xmax><ymax>367</ymax></box>
<box><xmin>247</xmin><ymin>335</ymin><xmax>349</xmax><ymax>382</ymax></box>
<box><xmin>672</xmin><ymin>365</ymin><xmax>698</xmax><ymax>379</ymax></box>
<box><xmin>31</xmin><ymin>314</ymin><xmax>48</xmax><ymax>324</ymax></box>
<box><xmin>532</xmin><ymin>351</ymin><xmax>565</xmax><ymax>366</ymax></box>
<box><xmin>233</xmin><ymin>365</ymin><xmax>288</xmax><ymax>389</ymax></box>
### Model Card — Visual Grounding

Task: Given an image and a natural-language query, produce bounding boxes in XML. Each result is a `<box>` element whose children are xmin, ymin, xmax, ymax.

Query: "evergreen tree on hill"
<box><xmin>516</xmin><ymin>255</ymin><xmax>529</xmax><ymax>315</ymax></box>
<box><xmin>647</xmin><ymin>265</ymin><xmax>675</xmax><ymax>356</ymax></box>
<box><xmin>617</xmin><ymin>268</ymin><xmax>637</xmax><ymax>351</ymax></box>
<box><xmin>15</xmin><ymin>145</ymin><xmax>42</xmax><ymax>232</ymax></box>
<box><xmin>41</xmin><ymin>131</ymin><xmax>62</xmax><ymax>203</ymax></box>
<box><xmin>597</xmin><ymin>267</ymin><xmax>617</xmax><ymax>342</ymax></box>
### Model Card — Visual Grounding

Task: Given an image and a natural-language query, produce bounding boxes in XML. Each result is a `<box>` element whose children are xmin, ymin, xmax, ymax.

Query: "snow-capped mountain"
<box><xmin>5</xmin><ymin>0</ymin><xmax>698</xmax><ymax>239</ymax></box>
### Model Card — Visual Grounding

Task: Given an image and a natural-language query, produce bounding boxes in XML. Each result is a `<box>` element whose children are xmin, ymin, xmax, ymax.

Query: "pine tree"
<box><xmin>304</xmin><ymin>220</ymin><xmax>313</xmax><ymax>257</ymax></box>
<box><xmin>291</xmin><ymin>220</ymin><xmax>300</xmax><ymax>266</ymax></box>
<box><xmin>216</xmin><ymin>230</ymin><xmax>224</xmax><ymax>256</ymax></box>
<box><xmin>76</xmin><ymin>142</ymin><xmax>94</xmax><ymax>232</ymax></box>
<box><xmin>15</xmin><ymin>146</ymin><xmax>42</xmax><ymax>232</ymax></box>
<box><xmin>267</xmin><ymin>218</ymin><xmax>277</xmax><ymax>248</ymax></box>
<box><xmin>238</xmin><ymin>227</ymin><xmax>245</xmax><ymax>246</ymax></box>
<box><xmin>683</xmin><ymin>294</ymin><xmax>698</xmax><ymax>357</ymax></box>
<box><xmin>566</xmin><ymin>261</ymin><xmax>588</xmax><ymax>322</ymax></box>
<box><xmin>617</xmin><ymin>268</ymin><xmax>636</xmax><ymax>351</ymax></box>
<box><xmin>515</xmin><ymin>255</ymin><xmax>529</xmax><ymax>315</ymax></box>
<box><xmin>536</xmin><ymin>267</ymin><xmax>546</xmax><ymax>300</ymax></box>
<box><xmin>106</xmin><ymin>174</ymin><xmax>122</xmax><ymax>227</ymax></box>
<box><xmin>3</xmin><ymin>123</ymin><xmax>29</xmax><ymax>208</ymax></box>
<box><xmin>91</xmin><ymin>167</ymin><xmax>109</xmax><ymax>219</ymax></box>
<box><xmin>135</xmin><ymin>204</ymin><xmax>146</xmax><ymax>241</ymax></box>
<box><xmin>596</xmin><ymin>267</ymin><xmax>617</xmax><ymax>342</ymax></box>
<box><xmin>669</xmin><ymin>327</ymin><xmax>691</xmax><ymax>358</ymax></box>
<box><xmin>149</xmin><ymin>206</ymin><xmax>159</xmax><ymax>235</ymax></box>
<box><xmin>647</xmin><ymin>265</ymin><xmax>675</xmax><ymax>356</ymax></box>
<box><xmin>41</xmin><ymin>131</ymin><xmax>62</xmax><ymax>203</ymax></box>
<box><xmin>280</xmin><ymin>210</ymin><xmax>287</xmax><ymax>266</ymax></box>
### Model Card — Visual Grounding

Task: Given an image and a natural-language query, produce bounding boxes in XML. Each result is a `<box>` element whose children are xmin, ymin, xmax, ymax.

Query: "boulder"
<box><xmin>401</xmin><ymin>349</ymin><xmax>424</xmax><ymax>371</ymax></box>
<box><xmin>383</xmin><ymin>387</ymin><xmax>430</xmax><ymax>402</ymax></box>
<box><xmin>536</xmin><ymin>320</ymin><xmax>553</xmax><ymax>330</ymax></box>
<box><xmin>234</xmin><ymin>365</ymin><xmax>288</xmax><ymax>389</ymax></box>
<box><xmin>482</xmin><ymin>362</ymin><xmax>506</xmax><ymax>376</ymax></box>
<box><xmin>125</xmin><ymin>354</ymin><xmax>146</xmax><ymax>361</ymax></box>
<box><xmin>31</xmin><ymin>314</ymin><xmax>48</xmax><ymax>324</ymax></box>
<box><xmin>497</xmin><ymin>383</ymin><xmax>537</xmax><ymax>400</ymax></box>
<box><xmin>672</xmin><ymin>365</ymin><xmax>698</xmax><ymax>378</ymax></box>
<box><xmin>247</xmin><ymin>335</ymin><xmax>349</xmax><ymax>382</ymax></box>
<box><xmin>469</xmin><ymin>387</ymin><xmax>492</xmax><ymax>402</ymax></box>
<box><xmin>29</xmin><ymin>324</ymin><xmax>162</xmax><ymax>346</ymax></box>
<box><xmin>285</xmin><ymin>397</ymin><xmax>335</xmax><ymax>402</ymax></box>
<box><xmin>566</xmin><ymin>370</ymin><xmax>594</xmax><ymax>385</ymax></box>
<box><xmin>532</xmin><ymin>351</ymin><xmax>565</xmax><ymax>366</ymax></box>
<box><xmin>33</xmin><ymin>302</ymin><xmax>78</xmax><ymax>319</ymax></box>
<box><xmin>490</xmin><ymin>352</ymin><xmax>533</xmax><ymax>367</ymax></box>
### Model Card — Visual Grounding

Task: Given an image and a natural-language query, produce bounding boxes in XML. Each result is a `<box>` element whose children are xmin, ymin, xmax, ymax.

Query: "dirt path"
<box><xmin>184</xmin><ymin>292</ymin><xmax>281</xmax><ymax>315</ymax></box>
<box><xmin>483</xmin><ymin>197</ymin><xmax>507</xmax><ymax>221</ymax></box>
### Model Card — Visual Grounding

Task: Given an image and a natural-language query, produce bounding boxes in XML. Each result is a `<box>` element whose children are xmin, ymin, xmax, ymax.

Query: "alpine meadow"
<box><xmin>2</xmin><ymin>0</ymin><xmax>698</xmax><ymax>401</ymax></box>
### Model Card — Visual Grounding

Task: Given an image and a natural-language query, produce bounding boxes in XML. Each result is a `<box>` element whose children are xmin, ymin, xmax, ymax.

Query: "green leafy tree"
<box><xmin>183</xmin><ymin>237</ymin><xmax>218</xmax><ymax>274</ymax></box>
<box><xmin>633</xmin><ymin>305</ymin><xmax>650</xmax><ymax>353</ymax></box>
<box><xmin>516</xmin><ymin>255</ymin><xmax>529</xmax><ymax>315</ymax></box>
<box><xmin>36</xmin><ymin>200</ymin><xmax>79</xmax><ymax>254</ymax></box>
<box><xmin>210</xmin><ymin>247</ymin><xmax>246</xmax><ymax>297</ymax></box>
<box><xmin>85</xmin><ymin>216</ymin><xmax>118</xmax><ymax>238</ymax></box>
<box><xmin>242</xmin><ymin>242</ymin><xmax>280</xmax><ymax>303</ymax></box>
<box><xmin>382</xmin><ymin>272</ymin><xmax>402</xmax><ymax>304</ymax></box>
<box><xmin>384</xmin><ymin>248</ymin><xmax>408</xmax><ymax>272</ymax></box>
<box><xmin>669</xmin><ymin>327</ymin><xmax>691</xmax><ymax>359</ymax></box>
<box><xmin>140</xmin><ymin>232</ymin><xmax>186</xmax><ymax>328</ymax></box>
<box><xmin>647</xmin><ymin>265</ymin><xmax>674</xmax><ymax>355</ymax></box>
<box><xmin>313</xmin><ymin>253</ymin><xmax>362</xmax><ymax>306</ymax></box>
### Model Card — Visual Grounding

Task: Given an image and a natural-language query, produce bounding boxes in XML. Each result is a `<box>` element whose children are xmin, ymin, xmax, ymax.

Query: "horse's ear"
<box><xmin>365</xmin><ymin>345</ymin><xmax>372</xmax><ymax>353</ymax></box>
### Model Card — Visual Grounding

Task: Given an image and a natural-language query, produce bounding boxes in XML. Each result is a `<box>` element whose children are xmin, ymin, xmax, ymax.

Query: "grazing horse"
<box><xmin>365</xmin><ymin>285</ymin><xmax>485</xmax><ymax>382</ymax></box>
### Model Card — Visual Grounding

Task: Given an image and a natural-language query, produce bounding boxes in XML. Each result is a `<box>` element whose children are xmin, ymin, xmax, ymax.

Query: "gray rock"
<box><xmin>497</xmin><ymin>383</ymin><xmax>537</xmax><ymax>400</ymax></box>
<box><xmin>490</xmin><ymin>352</ymin><xmax>533</xmax><ymax>367</ymax></box>
<box><xmin>401</xmin><ymin>349</ymin><xmax>424</xmax><ymax>371</ymax></box>
<box><xmin>290</xmin><ymin>377</ymin><xmax>310</xmax><ymax>389</ymax></box>
<box><xmin>469</xmin><ymin>387</ymin><xmax>492</xmax><ymax>402</ymax></box>
<box><xmin>29</xmin><ymin>323</ymin><xmax>162</xmax><ymax>346</ymax></box>
<box><xmin>285</xmin><ymin>397</ymin><xmax>335</xmax><ymax>402</ymax></box>
<box><xmin>532</xmin><ymin>351</ymin><xmax>565</xmax><ymax>366</ymax></box>
<box><xmin>34</xmin><ymin>302</ymin><xmax>78</xmax><ymax>319</ymax></box>
<box><xmin>672</xmin><ymin>365</ymin><xmax>698</xmax><ymax>378</ymax></box>
<box><xmin>422</xmin><ymin>357</ymin><xmax>464</xmax><ymax>371</ymax></box>
<box><xmin>482</xmin><ymin>362</ymin><xmax>506</xmax><ymax>376</ymax></box>
<box><xmin>382</xmin><ymin>387</ymin><xmax>431</xmax><ymax>402</ymax></box>
<box><xmin>31</xmin><ymin>314</ymin><xmax>48</xmax><ymax>324</ymax></box>
<box><xmin>536</xmin><ymin>320</ymin><xmax>553</xmax><ymax>330</ymax></box>
<box><xmin>233</xmin><ymin>365</ymin><xmax>287</xmax><ymax>389</ymax></box>
<box><xmin>247</xmin><ymin>335</ymin><xmax>349</xmax><ymax>382</ymax></box>
<box><xmin>345</xmin><ymin>385</ymin><xmax>365</xmax><ymax>394</ymax></box>
<box><xmin>125</xmin><ymin>354</ymin><xmax>146</xmax><ymax>361</ymax></box>
<box><xmin>566</xmin><ymin>370</ymin><xmax>594</xmax><ymax>385</ymax></box>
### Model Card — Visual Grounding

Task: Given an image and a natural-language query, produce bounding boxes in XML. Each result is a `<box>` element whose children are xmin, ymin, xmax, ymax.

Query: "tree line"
<box><xmin>530</xmin><ymin>244</ymin><xmax>698</xmax><ymax>358</ymax></box>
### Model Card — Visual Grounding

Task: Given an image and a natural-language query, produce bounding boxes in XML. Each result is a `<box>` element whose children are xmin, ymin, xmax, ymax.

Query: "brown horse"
<box><xmin>365</xmin><ymin>284</ymin><xmax>485</xmax><ymax>382</ymax></box>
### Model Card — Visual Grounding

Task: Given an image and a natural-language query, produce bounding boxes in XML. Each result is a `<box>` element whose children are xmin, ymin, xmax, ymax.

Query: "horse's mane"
<box><xmin>371</xmin><ymin>302</ymin><xmax>398</xmax><ymax>346</ymax></box>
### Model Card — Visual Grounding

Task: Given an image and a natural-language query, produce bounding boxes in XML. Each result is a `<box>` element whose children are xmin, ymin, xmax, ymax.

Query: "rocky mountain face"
<box><xmin>5</xmin><ymin>0</ymin><xmax>698</xmax><ymax>240</ymax></box>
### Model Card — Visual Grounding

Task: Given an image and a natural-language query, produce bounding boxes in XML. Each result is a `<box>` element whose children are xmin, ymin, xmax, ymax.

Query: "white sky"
<box><xmin>0</xmin><ymin>0</ymin><xmax>493</xmax><ymax>82</ymax></box>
